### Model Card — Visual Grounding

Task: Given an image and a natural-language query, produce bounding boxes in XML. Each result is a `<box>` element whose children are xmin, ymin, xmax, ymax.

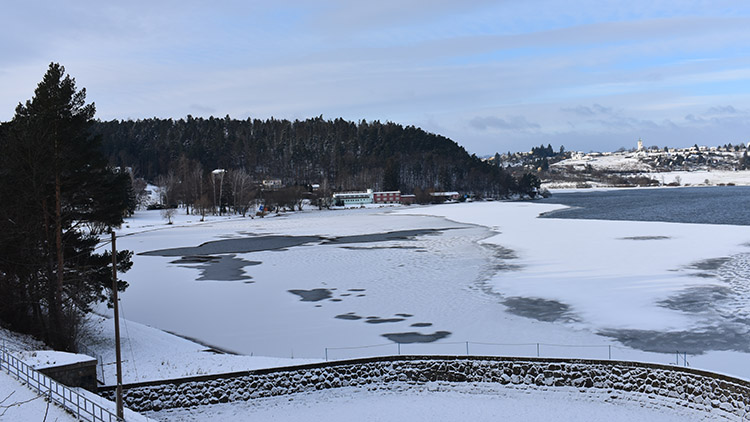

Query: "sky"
<box><xmin>2</xmin><ymin>1</ymin><xmax>750</xmax><ymax>155</ymax></box>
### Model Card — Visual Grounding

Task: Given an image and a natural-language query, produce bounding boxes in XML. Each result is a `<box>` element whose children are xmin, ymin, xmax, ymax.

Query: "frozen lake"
<box><xmin>107</xmin><ymin>196</ymin><xmax>750</xmax><ymax>380</ymax></box>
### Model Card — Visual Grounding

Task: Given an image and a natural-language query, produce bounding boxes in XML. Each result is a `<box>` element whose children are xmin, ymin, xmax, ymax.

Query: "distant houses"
<box><xmin>430</xmin><ymin>191</ymin><xmax>460</xmax><ymax>201</ymax></box>
<box><xmin>332</xmin><ymin>189</ymin><xmax>374</xmax><ymax>206</ymax></box>
<box><xmin>262</xmin><ymin>179</ymin><xmax>283</xmax><ymax>190</ymax></box>
<box><xmin>331</xmin><ymin>189</ymin><xmax>406</xmax><ymax>206</ymax></box>
<box><xmin>331</xmin><ymin>189</ymin><xmax>461</xmax><ymax>206</ymax></box>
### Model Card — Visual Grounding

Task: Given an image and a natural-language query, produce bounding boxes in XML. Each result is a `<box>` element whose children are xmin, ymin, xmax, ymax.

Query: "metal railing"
<box><xmin>323</xmin><ymin>340</ymin><xmax>693</xmax><ymax>368</ymax></box>
<box><xmin>0</xmin><ymin>346</ymin><xmax>122</xmax><ymax>422</ymax></box>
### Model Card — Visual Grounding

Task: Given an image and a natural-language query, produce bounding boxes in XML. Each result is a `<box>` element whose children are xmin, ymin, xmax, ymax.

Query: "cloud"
<box><xmin>469</xmin><ymin>115</ymin><xmax>541</xmax><ymax>131</ymax></box>
<box><xmin>561</xmin><ymin>104</ymin><xmax>613</xmax><ymax>116</ymax></box>
<box><xmin>707</xmin><ymin>105</ymin><xmax>738</xmax><ymax>115</ymax></box>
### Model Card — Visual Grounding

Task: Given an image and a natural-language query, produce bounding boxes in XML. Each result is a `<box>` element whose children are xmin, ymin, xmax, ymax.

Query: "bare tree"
<box><xmin>230</xmin><ymin>169</ymin><xmax>256</xmax><ymax>217</ymax></box>
<box><xmin>161</xmin><ymin>208</ymin><xmax>176</xmax><ymax>224</ymax></box>
<box><xmin>155</xmin><ymin>171</ymin><xmax>178</xmax><ymax>207</ymax></box>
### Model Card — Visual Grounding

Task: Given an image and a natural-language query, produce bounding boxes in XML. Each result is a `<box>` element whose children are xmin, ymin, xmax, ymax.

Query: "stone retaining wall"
<box><xmin>38</xmin><ymin>358</ymin><xmax>98</xmax><ymax>392</ymax></box>
<box><xmin>100</xmin><ymin>356</ymin><xmax>750</xmax><ymax>418</ymax></box>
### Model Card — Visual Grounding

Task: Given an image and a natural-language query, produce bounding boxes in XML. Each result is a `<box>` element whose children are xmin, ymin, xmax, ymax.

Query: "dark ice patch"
<box><xmin>483</xmin><ymin>244</ymin><xmax>518</xmax><ymax>260</ymax></box>
<box><xmin>171</xmin><ymin>255</ymin><xmax>221</xmax><ymax>264</ymax></box>
<box><xmin>382</xmin><ymin>331</ymin><xmax>452</xmax><ymax>343</ymax></box>
<box><xmin>340</xmin><ymin>245</ymin><xmax>421</xmax><ymax>250</ymax></box>
<box><xmin>598</xmin><ymin>325</ymin><xmax>750</xmax><ymax>354</ymax></box>
<box><xmin>503</xmin><ymin>297</ymin><xmax>575</xmax><ymax>322</ymax></box>
<box><xmin>335</xmin><ymin>313</ymin><xmax>362</xmax><ymax>320</ymax></box>
<box><xmin>620</xmin><ymin>236</ymin><xmax>671</xmax><ymax>241</ymax></box>
<box><xmin>365</xmin><ymin>318</ymin><xmax>405</xmax><ymax>324</ymax></box>
<box><xmin>395</xmin><ymin>313</ymin><xmax>413</xmax><ymax>317</ymax></box>
<box><xmin>348</xmin><ymin>289</ymin><xmax>366</xmax><ymax>292</ymax></box>
<box><xmin>288</xmin><ymin>289</ymin><xmax>333</xmax><ymax>302</ymax></box>
<box><xmin>689</xmin><ymin>257</ymin><xmax>731</xmax><ymax>271</ymax></box>
<box><xmin>411</xmin><ymin>322</ymin><xmax>432</xmax><ymax>327</ymax></box>
<box><xmin>174</xmin><ymin>254</ymin><xmax>259</xmax><ymax>282</ymax></box>
<box><xmin>140</xmin><ymin>235</ymin><xmax>324</xmax><ymax>256</ymax></box>
<box><xmin>658</xmin><ymin>286</ymin><xmax>731</xmax><ymax>313</ymax></box>
<box><xmin>322</xmin><ymin>229</ymin><xmax>450</xmax><ymax>245</ymax></box>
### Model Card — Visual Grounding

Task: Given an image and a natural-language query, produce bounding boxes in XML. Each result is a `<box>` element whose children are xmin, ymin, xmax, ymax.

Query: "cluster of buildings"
<box><xmin>332</xmin><ymin>189</ymin><xmax>411</xmax><ymax>206</ymax></box>
<box><xmin>331</xmin><ymin>189</ymin><xmax>462</xmax><ymax>206</ymax></box>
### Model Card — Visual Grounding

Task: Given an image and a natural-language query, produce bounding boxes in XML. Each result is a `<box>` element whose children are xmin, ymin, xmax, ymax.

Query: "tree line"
<box><xmin>93</xmin><ymin>116</ymin><xmax>533</xmax><ymax>200</ymax></box>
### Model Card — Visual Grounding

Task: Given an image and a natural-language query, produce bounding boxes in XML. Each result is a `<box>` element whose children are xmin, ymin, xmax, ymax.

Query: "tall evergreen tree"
<box><xmin>0</xmin><ymin>63</ymin><xmax>133</xmax><ymax>351</ymax></box>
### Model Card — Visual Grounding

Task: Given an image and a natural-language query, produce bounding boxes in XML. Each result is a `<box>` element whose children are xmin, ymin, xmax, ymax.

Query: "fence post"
<box><xmin>465</xmin><ymin>341</ymin><xmax>469</xmax><ymax>356</ymax></box>
<box><xmin>325</xmin><ymin>348</ymin><xmax>328</xmax><ymax>362</ymax></box>
<box><xmin>536</xmin><ymin>343</ymin><xmax>540</xmax><ymax>357</ymax></box>
<box><xmin>397</xmin><ymin>343</ymin><xmax>401</xmax><ymax>355</ymax></box>
<box><xmin>608</xmin><ymin>345</ymin><xmax>611</xmax><ymax>360</ymax></box>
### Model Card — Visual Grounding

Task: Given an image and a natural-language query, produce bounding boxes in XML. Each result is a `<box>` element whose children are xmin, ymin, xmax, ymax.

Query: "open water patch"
<box><xmin>539</xmin><ymin>186</ymin><xmax>750</xmax><ymax>226</ymax></box>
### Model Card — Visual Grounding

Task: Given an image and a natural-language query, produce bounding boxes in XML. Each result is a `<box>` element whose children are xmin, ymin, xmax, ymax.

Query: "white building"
<box><xmin>332</xmin><ymin>189</ymin><xmax>373</xmax><ymax>205</ymax></box>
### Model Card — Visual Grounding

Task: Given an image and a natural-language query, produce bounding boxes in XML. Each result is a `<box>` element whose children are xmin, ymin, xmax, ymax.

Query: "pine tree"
<box><xmin>0</xmin><ymin>63</ymin><xmax>133</xmax><ymax>351</ymax></box>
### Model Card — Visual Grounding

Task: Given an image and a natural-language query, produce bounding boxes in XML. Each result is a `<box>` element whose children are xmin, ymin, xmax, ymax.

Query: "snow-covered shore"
<box><xmin>4</xmin><ymin>197</ymin><xmax>750</xmax><ymax>421</ymax></box>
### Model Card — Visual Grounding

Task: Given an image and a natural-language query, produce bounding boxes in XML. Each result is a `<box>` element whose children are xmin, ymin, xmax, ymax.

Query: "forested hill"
<box><xmin>93</xmin><ymin>116</ymin><xmax>518</xmax><ymax>195</ymax></box>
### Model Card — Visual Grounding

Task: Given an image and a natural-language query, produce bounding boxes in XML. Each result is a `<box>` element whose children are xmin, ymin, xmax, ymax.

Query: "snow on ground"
<box><xmin>647</xmin><ymin>170</ymin><xmax>750</xmax><ymax>186</ymax></box>
<box><xmin>81</xmin><ymin>314</ymin><xmax>317</xmax><ymax>385</ymax></box>
<box><xmin>398</xmin><ymin>201</ymin><xmax>750</xmax><ymax>379</ymax></box>
<box><xmin>90</xmin><ymin>199</ymin><xmax>750</xmax><ymax>383</ymax></box>
<box><xmin>543</xmin><ymin>170</ymin><xmax>750</xmax><ymax>189</ymax></box>
<box><xmin>553</xmin><ymin>153</ymin><xmax>653</xmax><ymax>172</ymax></box>
<box><xmin>150</xmin><ymin>382</ymin><xmax>729</xmax><ymax>422</ymax></box>
<box><xmin>5</xmin><ymin>196</ymin><xmax>750</xmax><ymax>421</ymax></box>
<box><xmin>0</xmin><ymin>370</ymin><xmax>79</xmax><ymax>422</ymax></box>
<box><xmin>17</xmin><ymin>350</ymin><xmax>94</xmax><ymax>369</ymax></box>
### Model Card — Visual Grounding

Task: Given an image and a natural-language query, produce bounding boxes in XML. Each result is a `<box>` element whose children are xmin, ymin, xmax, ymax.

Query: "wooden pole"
<box><xmin>112</xmin><ymin>231</ymin><xmax>124</xmax><ymax>419</ymax></box>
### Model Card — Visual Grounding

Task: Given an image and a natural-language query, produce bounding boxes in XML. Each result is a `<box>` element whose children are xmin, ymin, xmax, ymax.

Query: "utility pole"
<box><xmin>212</xmin><ymin>169</ymin><xmax>226</xmax><ymax>215</ymax></box>
<box><xmin>111</xmin><ymin>231</ymin><xmax>124</xmax><ymax>419</ymax></box>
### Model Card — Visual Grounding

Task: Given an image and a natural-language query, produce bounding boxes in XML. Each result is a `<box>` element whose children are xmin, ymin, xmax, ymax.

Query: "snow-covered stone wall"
<box><xmin>100</xmin><ymin>356</ymin><xmax>750</xmax><ymax>417</ymax></box>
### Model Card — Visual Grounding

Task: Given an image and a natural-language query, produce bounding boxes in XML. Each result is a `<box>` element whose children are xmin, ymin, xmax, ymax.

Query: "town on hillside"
<box><xmin>488</xmin><ymin>140</ymin><xmax>750</xmax><ymax>188</ymax></box>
